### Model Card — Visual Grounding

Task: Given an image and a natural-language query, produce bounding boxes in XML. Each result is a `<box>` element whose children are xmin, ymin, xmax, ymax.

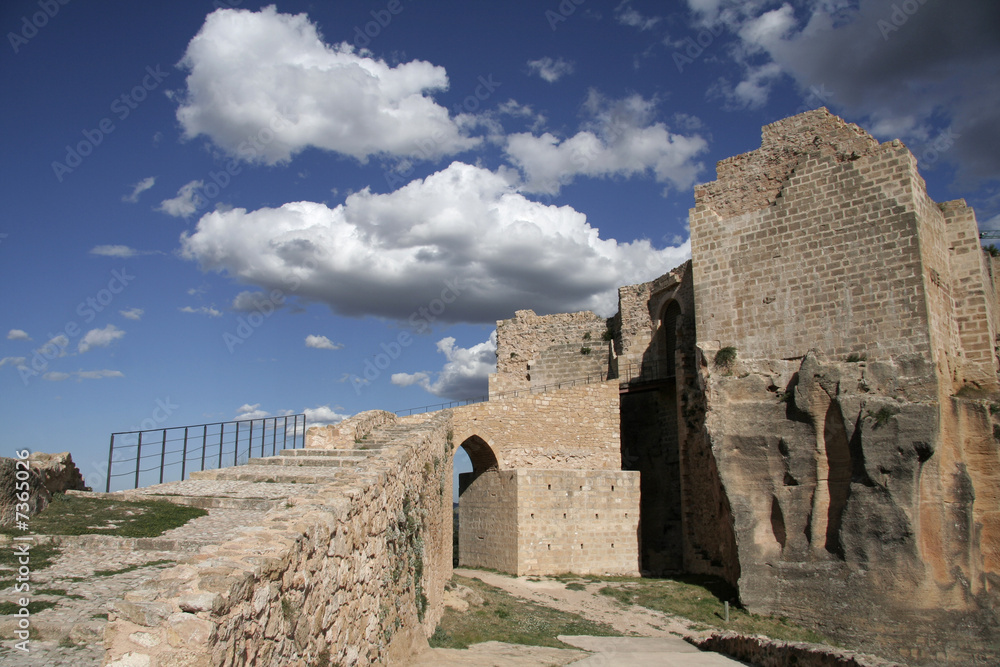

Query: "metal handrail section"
<box><xmin>393</xmin><ymin>357</ymin><xmax>674</xmax><ymax>417</ymax></box>
<box><xmin>105</xmin><ymin>414</ymin><xmax>306</xmax><ymax>492</ymax></box>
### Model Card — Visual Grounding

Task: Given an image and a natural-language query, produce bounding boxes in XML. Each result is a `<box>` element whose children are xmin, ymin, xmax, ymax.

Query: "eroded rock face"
<box><xmin>0</xmin><ymin>451</ymin><xmax>89</xmax><ymax>526</ymax></box>
<box><xmin>699</xmin><ymin>352</ymin><xmax>1000</xmax><ymax>662</ymax></box>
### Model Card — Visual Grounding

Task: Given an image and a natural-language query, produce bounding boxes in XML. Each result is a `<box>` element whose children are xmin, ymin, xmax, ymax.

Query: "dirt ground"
<box><xmin>408</xmin><ymin>569</ymin><xmax>743</xmax><ymax>667</ymax></box>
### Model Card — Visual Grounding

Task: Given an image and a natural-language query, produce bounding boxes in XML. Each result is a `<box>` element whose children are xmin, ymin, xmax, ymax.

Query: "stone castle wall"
<box><xmin>684</xmin><ymin>109</ymin><xmax>1000</xmax><ymax>663</ymax></box>
<box><xmin>492</xmin><ymin>309</ymin><xmax>610</xmax><ymax>395</ymax></box>
<box><xmin>452</xmin><ymin>382</ymin><xmax>621</xmax><ymax>470</ymax></box>
<box><xmin>104</xmin><ymin>414</ymin><xmax>454</xmax><ymax>667</ymax></box>
<box><xmin>458</xmin><ymin>469</ymin><xmax>640</xmax><ymax>576</ymax></box>
<box><xmin>691</xmin><ymin>119</ymin><xmax>935</xmax><ymax>372</ymax></box>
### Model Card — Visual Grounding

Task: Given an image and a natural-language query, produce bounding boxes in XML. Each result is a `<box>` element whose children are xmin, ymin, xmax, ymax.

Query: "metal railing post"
<box><xmin>135</xmin><ymin>432</ymin><xmax>143</xmax><ymax>490</ymax></box>
<box><xmin>106</xmin><ymin>434</ymin><xmax>115</xmax><ymax>493</ymax></box>
<box><xmin>158</xmin><ymin>429</ymin><xmax>167</xmax><ymax>484</ymax></box>
<box><xmin>271</xmin><ymin>418</ymin><xmax>277</xmax><ymax>456</ymax></box>
<box><xmin>181</xmin><ymin>427</ymin><xmax>189</xmax><ymax>481</ymax></box>
<box><xmin>234</xmin><ymin>422</ymin><xmax>241</xmax><ymax>467</ymax></box>
<box><xmin>218</xmin><ymin>423</ymin><xmax>224</xmax><ymax>469</ymax></box>
<box><xmin>200</xmin><ymin>425</ymin><xmax>207</xmax><ymax>474</ymax></box>
<box><xmin>248</xmin><ymin>420</ymin><xmax>254</xmax><ymax>463</ymax></box>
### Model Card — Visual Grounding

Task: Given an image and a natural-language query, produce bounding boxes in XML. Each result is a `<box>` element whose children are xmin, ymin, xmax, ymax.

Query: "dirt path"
<box><xmin>455</xmin><ymin>568</ymin><xmax>696</xmax><ymax>637</ymax></box>
<box><xmin>409</xmin><ymin>569</ymin><xmax>744</xmax><ymax>667</ymax></box>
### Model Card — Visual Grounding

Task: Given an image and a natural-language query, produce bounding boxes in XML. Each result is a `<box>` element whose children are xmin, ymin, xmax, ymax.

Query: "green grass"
<box><xmin>0</xmin><ymin>599</ymin><xmax>58</xmax><ymax>615</ymax></box>
<box><xmin>92</xmin><ymin>559</ymin><xmax>174</xmax><ymax>578</ymax></box>
<box><xmin>565</xmin><ymin>582</ymin><xmax>586</xmax><ymax>591</ymax></box>
<box><xmin>0</xmin><ymin>542</ymin><xmax>61</xmax><ymax>574</ymax></box>
<box><xmin>34</xmin><ymin>588</ymin><xmax>84</xmax><ymax>599</ymax></box>
<box><xmin>713</xmin><ymin>346</ymin><xmax>737</xmax><ymax>371</ymax></box>
<box><xmin>0</xmin><ymin>494</ymin><xmax>206</xmax><ymax>538</ymax></box>
<box><xmin>598</xmin><ymin>574</ymin><xmax>827</xmax><ymax>644</ymax></box>
<box><xmin>430</xmin><ymin>575</ymin><xmax>620</xmax><ymax>649</ymax></box>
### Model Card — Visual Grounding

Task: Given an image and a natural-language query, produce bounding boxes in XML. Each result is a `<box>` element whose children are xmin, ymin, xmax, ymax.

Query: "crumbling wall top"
<box><xmin>695</xmin><ymin>108</ymin><xmax>882</xmax><ymax>218</ymax></box>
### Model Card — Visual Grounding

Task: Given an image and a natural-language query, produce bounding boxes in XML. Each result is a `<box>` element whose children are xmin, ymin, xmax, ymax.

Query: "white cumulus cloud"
<box><xmin>305</xmin><ymin>335</ymin><xmax>343</xmax><ymax>350</ymax></box>
<box><xmin>78</xmin><ymin>324</ymin><xmax>125</xmax><ymax>354</ymax></box>
<box><xmin>120</xmin><ymin>308</ymin><xmax>144</xmax><ymax>320</ymax></box>
<box><xmin>179</xmin><ymin>305</ymin><xmax>222</xmax><ymax>317</ymax></box>
<box><xmin>303</xmin><ymin>405</ymin><xmax>349</xmax><ymax>427</ymax></box>
<box><xmin>181</xmin><ymin>161</ymin><xmax>689</xmax><ymax>321</ymax></box>
<box><xmin>122</xmin><ymin>176</ymin><xmax>156</xmax><ymax>203</ymax></box>
<box><xmin>7</xmin><ymin>329</ymin><xmax>30</xmax><ymax>341</ymax></box>
<box><xmin>159</xmin><ymin>180</ymin><xmax>205</xmax><ymax>219</ymax></box>
<box><xmin>392</xmin><ymin>332</ymin><xmax>497</xmax><ymax>400</ymax></box>
<box><xmin>174</xmin><ymin>6</ymin><xmax>479</xmax><ymax>164</ymax></box>
<box><xmin>616</xmin><ymin>1</ymin><xmax>661</xmax><ymax>30</ymax></box>
<box><xmin>236</xmin><ymin>403</ymin><xmax>270</xmax><ymax>420</ymax></box>
<box><xmin>43</xmin><ymin>369</ymin><xmax>123</xmax><ymax>381</ymax></box>
<box><xmin>0</xmin><ymin>356</ymin><xmax>26</xmax><ymax>368</ymax></box>
<box><xmin>90</xmin><ymin>245</ymin><xmax>139</xmax><ymax>258</ymax></box>
<box><xmin>527</xmin><ymin>57</ymin><xmax>575</xmax><ymax>83</ymax></box>
<box><xmin>505</xmin><ymin>91</ymin><xmax>707</xmax><ymax>195</ymax></box>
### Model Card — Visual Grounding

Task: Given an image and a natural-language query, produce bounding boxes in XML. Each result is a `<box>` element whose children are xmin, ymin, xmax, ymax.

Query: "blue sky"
<box><xmin>2</xmin><ymin>0</ymin><xmax>998</xmax><ymax>493</ymax></box>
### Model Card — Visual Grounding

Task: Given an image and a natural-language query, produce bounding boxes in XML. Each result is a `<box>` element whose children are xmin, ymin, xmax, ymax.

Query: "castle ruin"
<box><xmin>100</xmin><ymin>109</ymin><xmax>1000</xmax><ymax>665</ymax></box>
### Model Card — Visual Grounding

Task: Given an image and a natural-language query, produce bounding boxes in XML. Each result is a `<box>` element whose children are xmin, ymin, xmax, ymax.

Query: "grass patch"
<box><xmin>0</xmin><ymin>542</ymin><xmax>61</xmax><ymax>574</ymax></box>
<box><xmin>34</xmin><ymin>588</ymin><xmax>85</xmax><ymax>599</ymax></box>
<box><xmin>0</xmin><ymin>494</ymin><xmax>206</xmax><ymax>538</ymax></box>
<box><xmin>93</xmin><ymin>559</ymin><xmax>174</xmax><ymax>578</ymax></box>
<box><xmin>713</xmin><ymin>346</ymin><xmax>737</xmax><ymax>372</ymax></box>
<box><xmin>598</xmin><ymin>574</ymin><xmax>826</xmax><ymax>644</ymax></box>
<box><xmin>0</xmin><ymin>599</ymin><xmax>58</xmax><ymax>615</ymax></box>
<box><xmin>565</xmin><ymin>582</ymin><xmax>586</xmax><ymax>591</ymax></box>
<box><xmin>430</xmin><ymin>575</ymin><xmax>620</xmax><ymax>649</ymax></box>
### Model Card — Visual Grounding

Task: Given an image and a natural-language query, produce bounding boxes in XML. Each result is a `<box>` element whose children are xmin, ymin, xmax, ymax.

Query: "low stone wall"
<box><xmin>305</xmin><ymin>410</ymin><xmax>398</xmax><ymax>449</ymax></box>
<box><xmin>0</xmin><ymin>451</ymin><xmax>89</xmax><ymax>527</ymax></box>
<box><xmin>103</xmin><ymin>413</ymin><xmax>453</xmax><ymax>667</ymax></box>
<box><xmin>691</xmin><ymin>632</ymin><xmax>905</xmax><ymax>667</ymax></box>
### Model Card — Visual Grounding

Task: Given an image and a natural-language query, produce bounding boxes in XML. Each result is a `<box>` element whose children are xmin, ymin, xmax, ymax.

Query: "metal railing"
<box><xmin>394</xmin><ymin>358</ymin><xmax>674</xmax><ymax>416</ymax></box>
<box><xmin>105</xmin><ymin>414</ymin><xmax>306</xmax><ymax>492</ymax></box>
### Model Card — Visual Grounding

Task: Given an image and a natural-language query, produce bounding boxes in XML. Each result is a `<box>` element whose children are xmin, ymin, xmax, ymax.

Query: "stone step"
<box><xmin>250</xmin><ymin>455</ymin><xmax>366</xmax><ymax>468</ymax></box>
<box><xmin>53</xmin><ymin>533</ymin><xmax>215</xmax><ymax>553</ymax></box>
<box><xmin>68</xmin><ymin>489</ymin><xmax>281</xmax><ymax>511</ymax></box>
<box><xmin>280</xmin><ymin>448</ymin><xmax>381</xmax><ymax>457</ymax></box>
<box><xmin>189</xmin><ymin>465</ymin><xmax>337</xmax><ymax>484</ymax></box>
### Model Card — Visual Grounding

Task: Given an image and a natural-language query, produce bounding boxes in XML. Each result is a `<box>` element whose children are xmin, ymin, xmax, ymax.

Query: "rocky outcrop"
<box><xmin>0</xmin><ymin>451</ymin><xmax>89</xmax><ymax>527</ymax></box>
<box><xmin>696</xmin><ymin>351</ymin><xmax>1000</xmax><ymax>663</ymax></box>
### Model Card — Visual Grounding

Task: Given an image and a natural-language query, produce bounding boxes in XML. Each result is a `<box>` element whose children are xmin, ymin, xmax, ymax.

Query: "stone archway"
<box><xmin>454</xmin><ymin>435</ymin><xmax>513</xmax><ymax>571</ymax></box>
<box><xmin>456</xmin><ymin>434</ymin><xmax>499</xmax><ymax>496</ymax></box>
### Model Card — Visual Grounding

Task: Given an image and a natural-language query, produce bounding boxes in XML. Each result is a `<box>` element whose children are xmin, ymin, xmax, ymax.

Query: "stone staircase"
<box><xmin>0</xmin><ymin>417</ymin><xmax>439</xmax><ymax>666</ymax></box>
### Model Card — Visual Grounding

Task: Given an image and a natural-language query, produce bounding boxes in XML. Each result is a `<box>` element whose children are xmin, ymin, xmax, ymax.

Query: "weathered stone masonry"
<box><xmin>101</xmin><ymin>108</ymin><xmax>1000</xmax><ymax>666</ymax></box>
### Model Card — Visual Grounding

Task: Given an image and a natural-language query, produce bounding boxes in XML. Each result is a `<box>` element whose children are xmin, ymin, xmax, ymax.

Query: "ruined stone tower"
<box><xmin>488</xmin><ymin>108</ymin><xmax>1000</xmax><ymax>663</ymax></box>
